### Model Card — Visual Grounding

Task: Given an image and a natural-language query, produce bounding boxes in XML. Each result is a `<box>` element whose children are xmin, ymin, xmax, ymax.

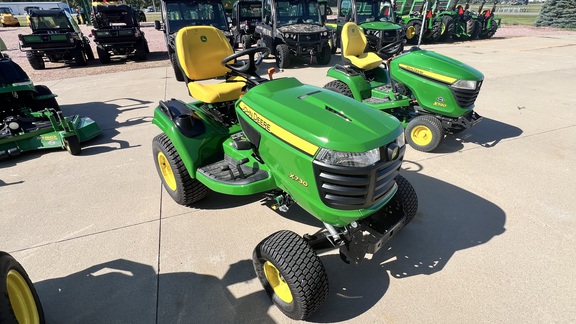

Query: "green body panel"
<box><xmin>237</xmin><ymin>77</ymin><xmax>403</xmax><ymax>226</ymax></box>
<box><xmin>152</xmin><ymin>100</ymin><xmax>239</xmax><ymax>179</ymax></box>
<box><xmin>359</xmin><ymin>21</ymin><xmax>400</xmax><ymax>31</ymax></box>
<box><xmin>327</xmin><ymin>47</ymin><xmax>484</xmax><ymax>119</ymax></box>
<box><xmin>390</xmin><ymin>49</ymin><xmax>483</xmax><ymax>116</ymax></box>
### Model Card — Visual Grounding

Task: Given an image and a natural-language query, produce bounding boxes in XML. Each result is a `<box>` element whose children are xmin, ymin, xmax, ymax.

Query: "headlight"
<box><xmin>321</xmin><ymin>31</ymin><xmax>327</xmax><ymax>37</ymax></box>
<box><xmin>396</xmin><ymin>133</ymin><xmax>405</xmax><ymax>147</ymax></box>
<box><xmin>452</xmin><ymin>79</ymin><xmax>478</xmax><ymax>90</ymax></box>
<box><xmin>316</xmin><ymin>148</ymin><xmax>380</xmax><ymax>167</ymax></box>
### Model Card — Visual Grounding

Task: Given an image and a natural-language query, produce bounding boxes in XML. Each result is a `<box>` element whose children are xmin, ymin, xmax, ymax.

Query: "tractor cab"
<box><xmin>28</xmin><ymin>9</ymin><xmax>80</xmax><ymax>33</ymax></box>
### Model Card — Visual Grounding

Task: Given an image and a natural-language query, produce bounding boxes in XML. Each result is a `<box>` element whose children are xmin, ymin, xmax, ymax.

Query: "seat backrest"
<box><xmin>175</xmin><ymin>26</ymin><xmax>233</xmax><ymax>81</ymax></box>
<box><xmin>342</xmin><ymin>22</ymin><xmax>367</xmax><ymax>58</ymax></box>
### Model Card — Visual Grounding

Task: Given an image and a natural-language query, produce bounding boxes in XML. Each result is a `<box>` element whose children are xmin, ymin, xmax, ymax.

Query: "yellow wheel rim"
<box><xmin>410</xmin><ymin>125</ymin><xmax>433</xmax><ymax>146</ymax></box>
<box><xmin>441</xmin><ymin>22</ymin><xmax>446</xmax><ymax>35</ymax></box>
<box><xmin>157</xmin><ymin>152</ymin><xmax>177</xmax><ymax>191</ymax></box>
<box><xmin>406</xmin><ymin>26</ymin><xmax>416</xmax><ymax>39</ymax></box>
<box><xmin>263</xmin><ymin>261</ymin><xmax>293</xmax><ymax>304</ymax></box>
<box><xmin>7</xmin><ymin>270</ymin><xmax>40</xmax><ymax>324</ymax></box>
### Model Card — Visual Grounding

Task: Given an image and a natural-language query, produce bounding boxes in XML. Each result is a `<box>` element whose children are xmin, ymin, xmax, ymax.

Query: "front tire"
<box><xmin>467</xmin><ymin>19</ymin><xmax>481</xmax><ymax>40</ymax></box>
<box><xmin>74</xmin><ymin>46</ymin><xmax>87</xmax><ymax>66</ymax></box>
<box><xmin>0</xmin><ymin>252</ymin><xmax>45</xmax><ymax>324</ymax></box>
<box><xmin>152</xmin><ymin>134</ymin><xmax>208</xmax><ymax>206</ymax></box>
<box><xmin>253</xmin><ymin>230</ymin><xmax>329</xmax><ymax>320</ymax></box>
<box><xmin>394</xmin><ymin>175</ymin><xmax>418</xmax><ymax>224</ymax></box>
<box><xmin>135</xmin><ymin>40</ymin><xmax>148</xmax><ymax>61</ymax></box>
<box><xmin>405</xmin><ymin>115</ymin><xmax>445</xmax><ymax>152</ymax></box>
<box><xmin>170</xmin><ymin>52</ymin><xmax>185</xmax><ymax>82</ymax></box>
<box><xmin>316</xmin><ymin>45</ymin><xmax>332</xmax><ymax>65</ymax></box>
<box><xmin>275</xmin><ymin>44</ymin><xmax>290</xmax><ymax>69</ymax></box>
<box><xmin>64</xmin><ymin>135</ymin><xmax>81</xmax><ymax>155</ymax></box>
<box><xmin>241</xmin><ymin>34</ymin><xmax>252</xmax><ymax>49</ymax></box>
<box><xmin>405</xmin><ymin>20</ymin><xmax>422</xmax><ymax>45</ymax></box>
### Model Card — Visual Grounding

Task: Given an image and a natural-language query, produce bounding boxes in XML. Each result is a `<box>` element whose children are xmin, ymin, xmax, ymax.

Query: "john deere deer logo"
<box><xmin>200</xmin><ymin>35</ymin><xmax>207</xmax><ymax>42</ymax></box>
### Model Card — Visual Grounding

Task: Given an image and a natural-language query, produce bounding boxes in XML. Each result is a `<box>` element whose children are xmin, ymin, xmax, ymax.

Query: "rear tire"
<box><xmin>64</xmin><ymin>135</ymin><xmax>81</xmax><ymax>155</ymax></box>
<box><xmin>0</xmin><ymin>252</ymin><xmax>45</xmax><ymax>324</ymax></box>
<box><xmin>323</xmin><ymin>80</ymin><xmax>354</xmax><ymax>98</ymax></box>
<box><xmin>135</xmin><ymin>40</ymin><xmax>148</xmax><ymax>61</ymax></box>
<box><xmin>467</xmin><ymin>19</ymin><xmax>481</xmax><ymax>40</ymax></box>
<box><xmin>253</xmin><ymin>230</ymin><xmax>329</xmax><ymax>320</ymax></box>
<box><xmin>33</xmin><ymin>85</ymin><xmax>60</xmax><ymax>112</ymax></box>
<box><xmin>170</xmin><ymin>52</ymin><xmax>185</xmax><ymax>82</ymax></box>
<box><xmin>405</xmin><ymin>115</ymin><xmax>445</xmax><ymax>152</ymax></box>
<box><xmin>275</xmin><ymin>44</ymin><xmax>290</xmax><ymax>69</ymax></box>
<box><xmin>26</xmin><ymin>52</ymin><xmax>45</xmax><ymax>70</ymax></box>
<box><xmin>439</xmin><ymin>16</ymin><xmax>455</xmax><ymax>42</ymax></box>
<box><xmin>97</xmin><ymin>45</ymin><xmax>111</xmax><ymax>64</ymax></box>
<box><xmin>152</xmin><ymin>134</ymin><xmax>208</xmax><ymax>206</ymax></box>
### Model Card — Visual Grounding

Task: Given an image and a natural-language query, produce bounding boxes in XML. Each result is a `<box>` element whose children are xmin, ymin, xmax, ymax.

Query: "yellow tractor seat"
<box><xmin>175</xmin><ymin>26</ymin><xmax>245</xmax><ymax>103</ymax></box>
<box><xmin>341</xmin><ymin>22</ymin><xmax>383</xmax><ymax>71</ymax></box>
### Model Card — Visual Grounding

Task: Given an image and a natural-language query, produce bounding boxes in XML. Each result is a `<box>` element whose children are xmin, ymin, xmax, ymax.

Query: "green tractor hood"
<box><xmin>360</xmin><ymin>21</ymin><xmax>400</xmax><ymax>31</ymax></box>
<box><xmin>391</xmin><ymin>48</ymin><xmax>484</xmax><ymax>84</ymax></box>
<box><xmin>238</xmin><ymin>77</ymin><xmax>403</xmax><ymax>154</ymax></box>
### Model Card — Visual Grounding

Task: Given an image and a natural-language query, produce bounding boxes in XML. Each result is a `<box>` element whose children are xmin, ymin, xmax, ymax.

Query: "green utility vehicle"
<box><xmin>396</xmin><ymin>0</ymin><xmax>442</xmax><ymax>44</ymax></box>
<box><xmin>326</xmin><ymin>0</ymin><xmax>404</xmax><ymax>57</ymax></box>
<box><xmin>18</xmin><ymin>9</ymin><xmax>94</xmax><ymax>70</ymax></box>
<box><xmin>230</xmin><ymin>0</ymin><xmax>262</xmax><ymax>49</ymax></box>
<box><xmin>1</xmin><ymin>39</ymin><xmax>101</xmax><ymax>159</ymax></box>
<box><xmin>254</xmin><ymin>0</ymin><xmax>332</xmax><ymax>68</ymax></box>
<box><xmin>154</xmin><ymin>0</ymin><xmax>231</xmax><ymax>81</ymax></box>
<box><xmin>152</xmin><ymin>26</ymin><xmax>417</xmax><ymax>320</ymax></box>
<box><xmin>324</xmin><ymin>22</ymin><xmax>483</xmax><ymax>152</ymax></box>
<box><xmin>91</xmin><ymin>4</ymin><xmax>150</xmax><ymax>63</ymax></box>
<box><xmin>1</xmin><ymin>252</ymin><xmax>44</xmax><ymax>323</ymax></box>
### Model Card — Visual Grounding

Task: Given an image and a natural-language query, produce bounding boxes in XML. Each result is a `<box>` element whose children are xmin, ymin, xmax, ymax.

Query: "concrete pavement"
<box><xmin>2</xmin><ymin>34</ymin><xmax>576</xmax><ymax>323</ymax></box>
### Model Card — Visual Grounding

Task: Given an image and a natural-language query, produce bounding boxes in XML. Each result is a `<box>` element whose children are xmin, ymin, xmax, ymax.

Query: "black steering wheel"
<box><xmin>221</xmin><ymin>47</ymin><xmax>271</xmax><ymax>77</ymax></box>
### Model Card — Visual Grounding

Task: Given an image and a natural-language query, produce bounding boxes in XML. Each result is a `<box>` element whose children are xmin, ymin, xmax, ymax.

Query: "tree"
<box><xmin>535</xmin><ymin>0</ymin><xmax>576</xmax><ymax>28</ymax></box>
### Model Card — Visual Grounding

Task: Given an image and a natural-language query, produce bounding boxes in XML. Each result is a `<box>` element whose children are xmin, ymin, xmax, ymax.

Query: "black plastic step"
<box><xmin>198</xmin><ymin>155</ymin><xmax>268</xmax><ymax>185</ymax></box>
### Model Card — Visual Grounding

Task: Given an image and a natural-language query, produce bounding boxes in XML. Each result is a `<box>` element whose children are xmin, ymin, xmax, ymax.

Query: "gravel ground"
<box><xmin>1</xmin><ymin>23</ymin><xmax>575</xmax><ymax>82</ymax></box>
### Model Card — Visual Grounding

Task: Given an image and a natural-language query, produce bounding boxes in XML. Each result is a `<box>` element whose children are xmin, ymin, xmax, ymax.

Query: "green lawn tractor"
<box><xmin>0</xmin><ymin>42</ymin><xmax>101</xmax><ymax>160</ymax></box>
<box><xmin>396</xmin><ymin>0</ymin><xmax>442</xmax><ymax>44</ymax></box>
<box><xmin>152</xmin><ymin>26</ymin><xmax>418</xmax><ymax>320</ymax></box>
<box><xmin>324</xmin><ymin>22</ymin><xmax>483</xmax><ymax>152</ymax></box>
<box><xmin>475</xmin><ymin>0</ymin><xmax>500</xmax><ymax>39</ymax></box>
<box><xmin>1</xmin><ymin>251</ymin><xmax>45</xmax><ymax>324</ymax></box>
<box><xmin>459</xmin><ymin>0</ymin><xmax>481</xmax><ymax>40</ymax></box>
<box><xmin>326</xmin><ymin>0</ymin><xmax>405</xmax><ymax>57</ymax></box>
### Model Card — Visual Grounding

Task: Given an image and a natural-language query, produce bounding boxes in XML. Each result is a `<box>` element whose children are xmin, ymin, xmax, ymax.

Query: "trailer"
<box><xmin>0</xmin><ymin>2</ymin><xmax>71</xmax><ymax>16</ymax></box>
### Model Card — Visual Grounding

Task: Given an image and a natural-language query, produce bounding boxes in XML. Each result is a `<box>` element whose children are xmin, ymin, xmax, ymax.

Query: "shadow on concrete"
<box><xmin>61</xmin><ymin>98</ymin><xmax>153</xmax><ymax>155</ymax></box>
<box><xmin>35</xmin><ymin>259</ymin><xmax>275</xmax><ymax>324</ymax></box>
<box><xmin>309</xmin><ymin>163</ymin><xmax>506</xmax><ymax>322</ymax></box>
<box><xmin>433</xmin><ymin>117</ymin><xmax>523</xmax><ymax>153</ymax></box>
<box><xmin>0</xmin><ymin>178</ymin><xmax>25</xmax><ymax>187</ymax></box>
<box><xmin>33</xmin><ymin>162</ymin><xmax>505</xmax><ymax>323</ymax></box>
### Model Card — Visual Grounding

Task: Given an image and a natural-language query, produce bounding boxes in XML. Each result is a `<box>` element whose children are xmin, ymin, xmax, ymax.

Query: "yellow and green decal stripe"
<box><xmin>238</xmin><ymin>102</ymin><xmax>319</xmax><ymax>156</ymax></box>
<box><xmin>398</xmin><ymin>63</ymin><xmax>457</xmax><ymax>84</ymax></box>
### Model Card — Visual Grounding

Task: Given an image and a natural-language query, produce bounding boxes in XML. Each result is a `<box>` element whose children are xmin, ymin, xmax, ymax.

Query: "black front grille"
<box><xmin>451</xmin><ymin>83</ymin><xmax>482</xmax><ymax>108</ymax></box>
<box><xmin>297</xmin><ymin>33</ymin><xmax>320</xmax><ymax>42</ymax></box>
<box><xmin>313</xmin><ymin>146</ymin><xmax>405</xmax><ymax>210</ymax></box>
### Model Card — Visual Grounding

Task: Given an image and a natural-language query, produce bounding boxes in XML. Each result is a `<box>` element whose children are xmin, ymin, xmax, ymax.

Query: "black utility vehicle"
<box><xmin>230</xmin><ymin>0</ymin><xmax>263</xmax><ymax>49</ymax></box>
<box><xmin>18</xmin><ymin>9</ymin><xmax>94</xmax><ymax>70</ymax></box>
<box><xmin>154</xmin><ymin>0</ymin><xmax>231</xmax><ymax>81</ymax></box>
<box><xmin>92</xmin><ymin>4</ymin><xmax>150</xmax><ymax>63</ymax></box>
<box><xmin>255</xmin><ymin>0</ymin><xmax>332</xmax><ymax>69</ymax></box>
